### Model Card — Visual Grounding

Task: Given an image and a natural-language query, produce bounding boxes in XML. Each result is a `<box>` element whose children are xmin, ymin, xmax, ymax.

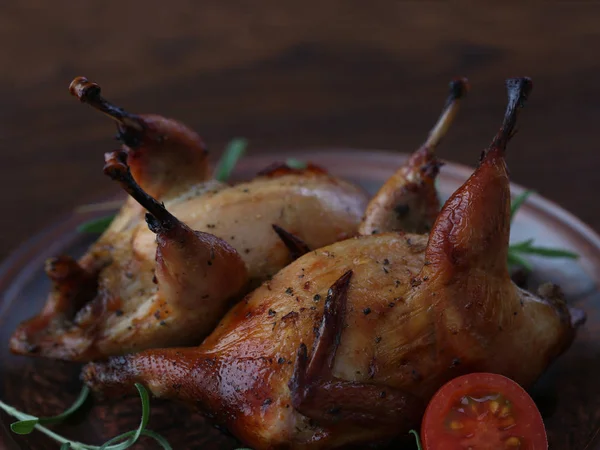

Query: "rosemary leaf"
<box><xmin>77</xmin><ymin>215</ymin><xmax>116</xmax><ymax>234</ymax></box>
<box><xmin>409</xmin><ymin>429</ymin><xmax>423</xmax><ymax>450</ymax></box>
<box><xmin>10</xmin><ymin>385</ymin><xmax>90</xmax><ymax>434</ymax></box>
<box><xmin>139</xmin><ymin>430</ymin><xmax>173</xmax><ymax>450</ymax></box>
<box><xmin>285</xmin><ymin>158</ymin><xmax>308</xmax><ymax>170</ymax></box>
<box><xmin>507</xmin><ymin>250</ymin><xmax>534</xmax><ymax>271</ymax></box>
<box><xmin>510</xmin><ymin>190</ymin><xmax>534</xmax><ymax>222</ymax></box>
<box><xmin>215</xmin><ymin>138</ymin><xmax>247</xmax><ymax>182</ymax></box>
<box><xmin>10</xmin><ymin>418</ymin><xmax>39</xmax><ymax>435</ymax></box>
<box><xmin>1</xmin><ymin>383</ymin><xmax>172</xmax><ymax>450</ymax></box>
<box><xmin>99</xmin><ymin>384</ymin><xmax>150</xmax><ymax>450</ymax></box>
<box><xmin>508</xmin><ymin>189</ymin><xmax>579</xmax><ymax>267</ymax></box>
<box><xmin>510</xmin><ymin>240</ymin><xmax>579</xmax><ymax>259</ymax></box>
<box><xmin>40</xmin><ymin>386</ymin><xmax>90</xmax><ymax>426</ymax></box>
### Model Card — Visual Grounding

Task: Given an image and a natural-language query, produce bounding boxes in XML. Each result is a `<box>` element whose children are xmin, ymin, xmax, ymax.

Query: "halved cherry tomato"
<box><xmin>421</xmin><ymin>373</ymin><xmax>547</xmax><ymax>450</ymax></box>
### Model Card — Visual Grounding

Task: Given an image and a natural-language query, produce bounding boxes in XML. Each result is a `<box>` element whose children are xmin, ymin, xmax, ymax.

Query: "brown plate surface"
<box><xmin>1</xmin><ymin>150</ymin><xmax>599</xmax><ymax>449</ymax></box>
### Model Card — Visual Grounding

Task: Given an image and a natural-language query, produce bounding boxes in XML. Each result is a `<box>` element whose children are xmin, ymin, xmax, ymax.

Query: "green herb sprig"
<box><xmin>77</xmin><ymin>215</ymin><xmax>116</xmax><ymax>234</ymax></box>
<box><xmin>285</xmin><ymin>158</ymin><xmax>308</xmax><ymax>170</ymax></box>
<box><xmin>0</xmin><ymin>383</ymin><xmax>171</xmax><ymax>449</ymax></box>
<box><xmin>76</xmin><ymin>164</ymin><xmax>580</xmax><ymax>273</ymax></box>
<box><xmin>508</xmin><ymin>190</ymin><xmax>578</xmax><ymax>270</ymax></box>
<box><xmin>9</xmin><ymin>386</ymin><xmax>90</xmax><ymax>435</ymax></box>
<box><xmin>409</xmin><ymin>429</ymin><xmax>423</xmax><ymax>450</ymax></box>
<box><xmin>215</xmin><ymin>138</ymin><xmax>248</xmax><ymax>182</ymax></box>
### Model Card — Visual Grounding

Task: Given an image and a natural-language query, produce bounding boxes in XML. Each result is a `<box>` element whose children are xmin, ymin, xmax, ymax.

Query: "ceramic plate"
<box><xmin>1</xmin><ymin>150</ymin><xmax>599</xmax><ymax>449</ymax></box>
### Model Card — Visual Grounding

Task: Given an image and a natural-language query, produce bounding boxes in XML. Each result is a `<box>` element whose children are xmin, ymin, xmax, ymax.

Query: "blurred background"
<box><xmin>0</xmin><ymin>1</ymin><xmax>599</xmax><ymax>259</ymax></box>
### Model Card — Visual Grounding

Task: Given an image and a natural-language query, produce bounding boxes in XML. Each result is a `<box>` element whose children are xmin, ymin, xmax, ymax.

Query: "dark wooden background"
<box><xmin>0</xmin><ymin>0</ymin><xmax>599</xmax><ymax>260</ymax></box>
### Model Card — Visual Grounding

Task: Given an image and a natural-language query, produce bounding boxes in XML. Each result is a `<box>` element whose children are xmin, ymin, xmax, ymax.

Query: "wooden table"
<box><xmin>1</xmin><ymin>1</ymin><xmax>599</xmax><ymax>260</ymax></box>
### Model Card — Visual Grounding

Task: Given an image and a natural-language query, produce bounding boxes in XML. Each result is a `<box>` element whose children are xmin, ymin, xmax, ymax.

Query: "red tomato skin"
<box><xmin>421</xmin><ymin>372</ymin><xmax>548</xmax><ymax>450</ymax></box>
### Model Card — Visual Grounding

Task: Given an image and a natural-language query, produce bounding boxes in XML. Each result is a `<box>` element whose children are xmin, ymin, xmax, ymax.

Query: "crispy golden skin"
<box><xmin>83</xmin><ymin>78</ymin><xmax>580</xmax><ymax>450</ymax></box>
<box><xmin>359</xmin><ymin>78</ymin><xmax>468</xmax><ymax>236</ymax></box>
<box><xmin>9</xmin><ymin>79</ymin><xmax>368</xmax><ymax>362</ymax></box>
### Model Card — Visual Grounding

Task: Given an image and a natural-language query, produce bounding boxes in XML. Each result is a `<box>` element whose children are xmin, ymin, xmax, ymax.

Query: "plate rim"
<box><xmin>2</xmin><ymin>149</ymin><xmax>600</xmax><ymax>285</ymax></box>
<box><xmin>1</xmin><ymin>148</ymin><xmax>599</xmax><ymax>449</ymax></box>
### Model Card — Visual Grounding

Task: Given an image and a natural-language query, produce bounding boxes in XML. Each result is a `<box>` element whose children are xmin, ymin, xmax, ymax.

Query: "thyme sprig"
<box><xmin>508</xmin><ymin>190</ymin><xmax>578</xmax><ymax>270</ymax></box>
<box><xmin>0</xmin><ymin>383</ymin><xmax>171</xmax><ymax>449</ymax></box>
<box><xmin>409</xmin><ymin>429</ymin><xmax>423</xmax><ymax>450</ymax></box>
<box><xmin>214</xmin><ymin>138</ymin><xmax>248</xmax><ymax>182</ymax></box>
<box><xmin>285</xmin><ymin>158</ymin><xmax>308</xmax><ymax>170</ymax></box>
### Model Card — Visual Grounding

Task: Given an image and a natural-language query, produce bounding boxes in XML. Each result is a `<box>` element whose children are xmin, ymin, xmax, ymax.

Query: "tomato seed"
<box><xmin>449</xmin><ymin>420</ymin><xmax>464</xmax><ymax>430</ymax></box>
<box><xmin>499</xmin><ymin>416</ymin><xmax>516</xmax><ymax>430</ymax></box>
<box><xmin>499</xmin><ymin>405</ymin><xmax>511</xmax><ymax>418</ymax></box>
<box><xmin>489</xmin><ymin>400</ymin><xmax>500</xmax><ymax>414</ymax></box>
<box><xmin>504</xmin><ymin>436</ymin><xmax>521</xmax><ymax>447</ymax></box>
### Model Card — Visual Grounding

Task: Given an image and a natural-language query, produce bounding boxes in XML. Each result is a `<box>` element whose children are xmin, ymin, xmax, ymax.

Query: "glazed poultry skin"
<box><xmin>132</xmin><ymin>166</ymin><xmax>365</xmax><ymax>282</ymax></box>
<box><xmin>84</xmin><ymin>78</ymin><xmax>579</xmax><ymax>449</ymax></box>
<box><xmin>359</xmin><ymin>78</ymin><xmax>468</xmax><ymax>236</ymax></box>
<box><xmin>9</xmin><ymin>78</ymin><xmax>368</xmax><ymax>362</ymax></box>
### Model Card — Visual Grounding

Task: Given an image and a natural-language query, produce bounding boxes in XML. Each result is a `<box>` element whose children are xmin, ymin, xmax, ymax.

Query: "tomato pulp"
<box><xmin>421</xmin><ymin>373</ymin><xmax>548</xmax><ymax>449</ymax></box>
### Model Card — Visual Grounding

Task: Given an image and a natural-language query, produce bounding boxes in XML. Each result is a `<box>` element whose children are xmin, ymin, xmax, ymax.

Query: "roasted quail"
<box><xmin>83</xmin><ymin>78</ymin><xmax>580</xmax><ymax>449</ymax></box>
<box><xmin>9</xmin><ymin>78</ymin><xmax>369</xmax><ymax>361</ymax></box>
<box><xmin>359</xmin><ymin>78</ymin><xmax>468</xmax><ymax>236</ymax></box>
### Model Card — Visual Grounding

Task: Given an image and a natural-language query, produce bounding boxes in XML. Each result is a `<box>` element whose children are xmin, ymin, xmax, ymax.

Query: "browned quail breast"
<box><xmin>82</xmin><ymin>78</ymin><xmax>580</xmax><ymax>449</ymax></box>
<box><xmin>9</xmin><ymin>78</ymin><xmax>368</xmax><ymax>362</ymax></box>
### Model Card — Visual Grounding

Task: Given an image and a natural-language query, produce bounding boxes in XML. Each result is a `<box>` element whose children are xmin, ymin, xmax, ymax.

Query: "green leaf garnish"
<box><xmin>96</xmin><ymin>430</ymin><xmax>172</xmax><ymax>450</ymax></box>
<box><xmin>510</xmin><ymin>190</ymin><xmax>534</xmax><ymax>222</ymax></box>
<box><xmin>509</xmin><ymin>239</ymin><xmax>578</xmax><ymax>259</ymax></box>
<box><xmin>215</xmin><ymin>138</ymin><xmax>248</xmax><ymax>182</ymax></box>
<box><xmin>137</xmin><ymin>430</ymin><xmax>173</xmax><ymax>450</ymax></box>
<box><xmin>77</xmin><ymin>215</ymin><xmax>116</xmax><ymax>234</ymax></box>
<box><xmin>0</xmin><ymin>383</ymin><xmax>171</xmax><ymax>450</ymax></box>
<box><xmin>10</xmin><ymin>385</ymin><xmax>90</xmax><ymax>435</ymax></box>
<box><xmin>508</xmin><ymin>189</ymin><xmax>579</xmax><ymax>270</ymax></box>
<box><xmin>507</xmin><ymin>250</ymin><xmax>533</xmax><ymax>271</ymax></box>
<box><xmin>409</xmin><ymin>429</ymin><xmax>423</xmax><ymax>450</ymax></box>
<box><xmin>41</xmin><ymin>385</ymin><xmax>90</xmax><ymax>426</ymax></box>
<box><xmin>285</xmin><ymin>158</ymin><xmax>308</xmax><ymax>170</ymax></box>
<box><xmin>10</xmin><ymin>418</ymin><xmax>38</xmax><ymax>435</ymax></box>
<box><xmin>99</xmin><ymin>384</ymin><xmax>150</xmax><ymax>450</ymax></box>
